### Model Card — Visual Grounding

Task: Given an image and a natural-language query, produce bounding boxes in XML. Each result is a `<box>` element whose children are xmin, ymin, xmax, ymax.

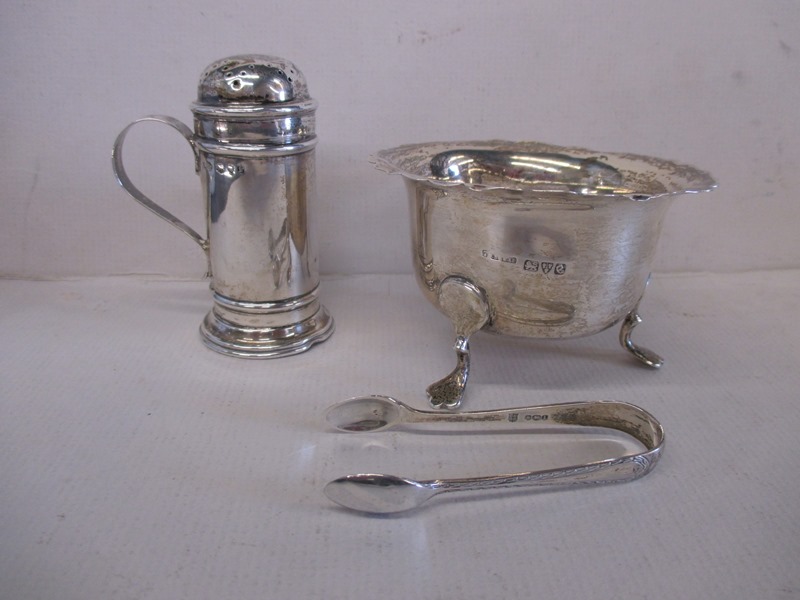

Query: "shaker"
<box><xmin>112</xmin><ymin>55</ymin><xmax>333</xmax><ymax>357</ymax></box>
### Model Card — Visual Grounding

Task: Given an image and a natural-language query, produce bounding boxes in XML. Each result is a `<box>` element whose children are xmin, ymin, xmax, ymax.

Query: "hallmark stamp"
<box><xmin>485</xmin><ymin>251</ymin><xmax>566</xmax><ymax>276</ymax></box>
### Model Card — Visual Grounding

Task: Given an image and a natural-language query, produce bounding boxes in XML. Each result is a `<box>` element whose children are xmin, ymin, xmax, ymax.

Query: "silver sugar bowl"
<box><xmin>376</xmin><ymin>140</ymin><xmax>716</xmax><ymax>408</ymax></box>
<box><xmin>113</xmin><ymin>55</ymin><xmax>333</xmax><ymax>357</ymax></box>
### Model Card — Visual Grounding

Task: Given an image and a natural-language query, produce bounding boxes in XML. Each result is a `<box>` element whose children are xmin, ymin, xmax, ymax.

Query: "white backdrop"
<box><xmin>1</xmin><ymin>0</ymin><xmax>798</xmax><ymax>279</ymax></box>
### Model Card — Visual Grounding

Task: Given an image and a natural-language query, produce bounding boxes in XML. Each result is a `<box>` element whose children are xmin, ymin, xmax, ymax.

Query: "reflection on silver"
<box><xmin>324</xmin><ymin>395</ymin><xmax>664</xmax><ymax>514</ymax></box>
<box><xmin>375</xmin><ymin>140</ymin><xmax>716</xmax><ymax>407</ymax></box>
<box><xmin>430</xmin><ymin>150</ymin><xmax>626</xmax><ymax>191</ymax></box>
<box><xmin>112</xmin><ymin>55</ymin><xmax>333</xmax><ymax>357</ymax></box>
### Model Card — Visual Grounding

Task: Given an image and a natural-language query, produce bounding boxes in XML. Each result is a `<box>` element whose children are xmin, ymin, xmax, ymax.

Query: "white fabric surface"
<box><xmin>1</xmin><ymin>271</ymin><xmax>798</xmax><ymax>599</ymax></box>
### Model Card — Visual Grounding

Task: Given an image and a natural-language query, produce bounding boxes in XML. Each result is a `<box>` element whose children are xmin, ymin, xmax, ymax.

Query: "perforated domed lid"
<box><xmin>196</xmin><ymin>55</ymin><xmax>310</xmax><ymax>106</ymax></box>
<box><xmin>190</xmin><ymin>55</ymin><xmax>317</xmax><ymax>145</ymax></box>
